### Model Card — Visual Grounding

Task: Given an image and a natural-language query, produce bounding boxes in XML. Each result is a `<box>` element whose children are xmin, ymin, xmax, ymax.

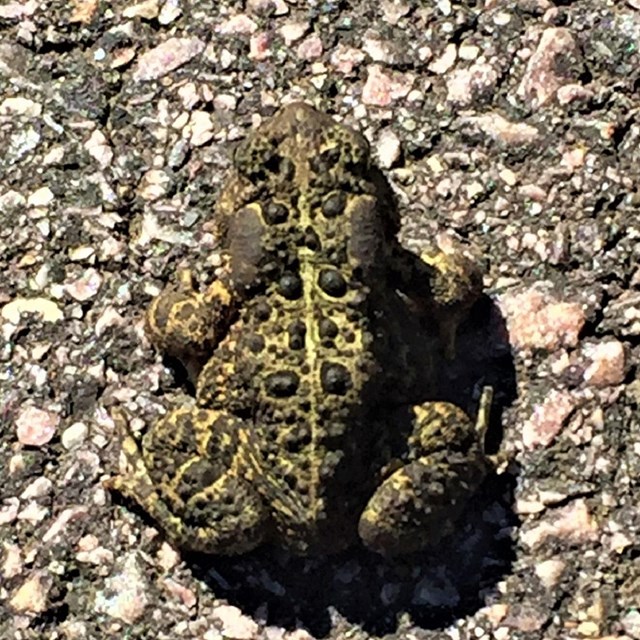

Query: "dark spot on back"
<box><xmin>253</xmin><ymin>300</ymin><xmax>272</xmax><ymax>321</ymax></box>
<box><xmin>246</xmin><ymin>333</ymin><xmax>265</xmax><ymax>353</ymax></box>
<box><xmin>287</xmin><ymin>320</ymin><xmax>306</xmax><ymax>350</ymax></box>
<box><xmin>263</xmin><ymin>202</ymin><xmax>289</xmax><ymax>225</ymax></box>
<box><xmin>278</xmin><ymin>272</ymin><xmax>303</xmax><ymax>300</ymax></box>
<box><xmin>320</xmin><ymin>362</ymin><xmax>352</xmax><ymax>395</ymax></box>
<box><xmin>318</xmin><ymin>268</ymin><xmax>347</xmax><ymax>297</ymax></box>
<box><xmin>322</xmin><ymin>191</ymin><xmax>346</xmax><ymax>218</ymax></box>
<box><xmin>265</xmin><ymin>371</ymin><xmax>300</xmax><ymax>397</ymax></box>
<box><xmin>318</xmin><ymin>317</ymin><xmax>339</xmax><ymax>339</ymax></box>
<box><xmin>303</xmin><ymin>226</ymin><xmax>321</xmax><ymax>251</ymax></box>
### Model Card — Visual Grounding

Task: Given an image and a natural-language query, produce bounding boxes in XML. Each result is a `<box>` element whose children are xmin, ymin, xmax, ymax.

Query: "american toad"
<box><xmin>109</xmin><ymin>103</ymin><xmax>492</xmax><ymax>556</ymax></box>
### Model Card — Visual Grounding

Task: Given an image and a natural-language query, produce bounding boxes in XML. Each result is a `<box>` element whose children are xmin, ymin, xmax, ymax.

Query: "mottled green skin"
<box><xmin>109</xmin><ymin>103</ymin><xmax>491</xmax><ymax>556</ymax></box>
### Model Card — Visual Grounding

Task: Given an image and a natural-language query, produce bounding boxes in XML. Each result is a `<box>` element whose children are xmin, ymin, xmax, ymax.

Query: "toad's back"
<box><xmin>196</xmin><ymin>104</ymin><xmax>396</xmax><ymax>552</ymax></box>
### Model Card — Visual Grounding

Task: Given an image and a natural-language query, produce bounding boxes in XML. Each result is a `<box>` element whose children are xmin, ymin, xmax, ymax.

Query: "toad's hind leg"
<box><xmin>107</xmin><ymin>407</ymin><xmax>267</xmax><ymax>555</ymax></box>
<box><xmin>359</xmin><ymin>387</ymin><xmax>492</xmax><ymax>556</ymax></box>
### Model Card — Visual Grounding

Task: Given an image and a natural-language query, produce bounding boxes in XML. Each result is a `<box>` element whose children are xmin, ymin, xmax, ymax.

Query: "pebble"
<box><xmin>122</xmin><ymin>0</ymin><xmax>159</xmax><ymax>19</ymax></box>
<box><xmin>2</xmin><ymin>297</ymin><xmax>63</xmax><ymax>324</ymax></box>
<box><xmin>186</xmin><ymin>111</ymin><xmax>215</xmax><ymax>147</ymax></box>
<box><xmin>213</xmin><ymin>93</ymin><xmax>237</xmax><ymax>111</ymax></box>
<box><xmin>20</xmin><ymin>476</ymin><xmax>53</xmax><ymax>500</ymax></box>
<box><xmin>156</xmin><ymin>542</ymin><xmax>181</xmax><ymax>571</ymax></box>
<box><xmin>94</xmin><ymin>554</ymin><xmax>149</xmax><ymax>623</ymax></box>
<box><xmin>381</xmin><ymin>0</ymin><xmax>411</xmax><ymax>24</ymax></box>
<box><xmin>61</xmin><ymin>422</ymin><xmax>89</xmax><ymax>449</ymax></box>
<box><xmin>621</xmin><ymin>609</ymin><xmax>640</xmax><ymax>639</ymax></box>
<box><xmin>15</xmin><ymin>406</ymin><xmax>59</xmax><ymax>446</ymax></box>
<box><xmin>84</xmin><ymin>130</ymin><xmax>113</xmax><ymax>168</ymax></box>
<box><xmin>362</xmin><ymin>64</ymin><xmax>414</xmax><ymax>107</ymax></box>
<box><xmin>216</xmin><ymin>14</ymin><xmax>258</xmax><ymax>35</ymax></box>
<box><xmin>522</xmin><ymin>389</ymin><xmax>577</xmax><ymax>449</ymax></box>
<box><xmin>330</xmin><ymin>44</ymin><xmax>365</xmax><ymax>75</ymax></box>
<box><xmin>0</xmin><ymin>96</ymin><xmax>42</xmax><ymax>117</ymax></box>
<box><xmin>518</xmin><ymin>27</ymin><xmax>581</xmax><ymax>108</ymax></box>
<box><xmin>375</xmin><ymin>129</ymin><xmax>401</xmax><ymax>169</ymax></box>
<box><xmin>162</xmin><ymin>578</ymin><xmax>197</xmax><ymax>609</ymax></box>
<box><xmin>76</xmin><ymin>544</ymin><xmax>115</xmax><ymax>565</ymax></box>
<box><xmin>10</xmin><ymin>570</ymin><xmax>52</xmax><ymax>613</ymax></box>
<box><xmin>362</xmin><ymin>37</ymin><xmax>393</xmax><ymax>64</ymax></box>
<box><xmin>459</xmin><ymin>44</ymin><xmax>480</xmax><ymax>60</ymax></box>
<box><xmin>279</xmin><ymin>21</ymin><xmax>309</xmax><ymax>45</ymax></box>
<box><xmin>27</xmin><ymin>186</ymin><xmax>54</xmax><ymax>207</ymax></box>
<box><xmin>69</xmin><ymin>0</ymin><xmax>99</xmax><ymax>23</ymax></box>
<box><xmin>297</xmin><ymin>34</ymin><xmax>323</xmax><ymax>61</ymax></box>
<box><xmin>582</xmin><ymin>340</ymin><xmax>626</xmax><ymax>387</ymax></box>
<box><xmin>42</xmin><ymin>506</ymin><xmax>89</xmax><ymax>544</ymax></box>
<box><xmin>69</xmin><ymin>245</ymin><xmax>95</xmax><ymax>262</ymax></box>
<box><xmin>2</xmin><ymin>543</ymin><xmax>23</xmax><ymax>579</ymax></box>
<box><xmin>138</xmin><ymin>169</ymin><xmax>172</xmax><ymax>201</ymax></box>
<box><xmin>520</xmin><ymin>499</ymin><xmax>598</xmax><ymax>549</ymax></box>
<box><xmin>0</xmin><ymin>189</ymin><xmax>26</xmax><ymax>210</ymax></box>
<box><xmin>249</xmin><ymin>32</ymin><xmax>271</xmax><ymax>60</ymax></box>
<box><xmin>159</xmin><ymin>0</ymin><xmax>180</xmax><ymax>23</ymax></box>
<box><xmin>132</xmin><ymin>37</ymin><xmax>205</xmax><ymax>81</ymax></box>
<box><xmin>608</xmin><ymin>530</ymin><xmax>633</xmax><ymax>554</ymax></box>
<box><xmin>498</xmin><ymin>285</ymin><xmax>585</xmax><ymax>352</ymax></box>
<box><xmin>428</xmin><ymin>43</ymin><xmax>457</xmax><ymax>74</ymax></box>
<box><xmin>0</xmin><ymin>498</ymin><xmax>19</xmax><ymax>525</ymax></box>
<box><xmin>94</xmin><ymin>306</ymin><xmax>125</xmax><ymax>337</ymax></box>
<box><xmin>502</xmin><ymin>604</ymin><xmax>548</xmax><ymax>632</ymax></box>
<box><xmin>17</xmin><ymin>501</ymin><xmax>49</xmax><ymax>523</ymax></box>
<box><xmin>557</xmin><ymin>83</ymin><xmax>595</xmax><ymax>105</ymax></box>
<box><xmin>534</xmin><ymin>558</ymin><xmax>566</xmax><ymax>588</ymax></box>
<box><xmin>214</xmin><ymin>604</ymin><xmax>259</xmax><ymax>640</ymax></box>
<box><xmin>446</xmin><ymin>63</ymin><xmax>499</xmax><ymax>105</ymax></box>
<box><xmin>462</xmin><ymin>113</ymin><xmax>540</xmax><ymax>145</ymax></box>
<box><xmin>576</xmin><ymin>620</ymin><xmax>600</xmax><ymax>637</ymax></box>
<box><xmin>8</xmin><ymin>127</ymin><xmax>41</xmax><ymax>163</ymax></box>
<box><xmin>109</xmin><ymin>46</ymin><xmax>136</xmax><ymax>69</ymax></box>
<box><xmin>65</xmin><ymin>268</ymin><xmax>103</xmax><ymax>302</ymax></box>
<box><xmin>0</xmin><ymin>0</ymin><xmax>38</xmax><ymax>19</ymax></box>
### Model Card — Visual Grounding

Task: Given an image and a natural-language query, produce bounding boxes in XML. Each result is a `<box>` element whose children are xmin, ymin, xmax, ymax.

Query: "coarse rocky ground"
<box><xmin>0</xmin><ymin>0</ymin><xmax>639</xmax><ymax>639</ymax></box>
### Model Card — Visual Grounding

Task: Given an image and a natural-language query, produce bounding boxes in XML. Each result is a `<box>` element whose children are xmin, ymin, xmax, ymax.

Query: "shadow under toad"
<box><xmin>183</xmin><ymin>296</ymin><xmax>519</xmax><ymax>638</ymax></box>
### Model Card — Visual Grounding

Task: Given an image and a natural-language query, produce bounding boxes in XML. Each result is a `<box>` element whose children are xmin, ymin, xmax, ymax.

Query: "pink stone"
<box><xmin>499</xmin><ymin>285</ymin><xmax>585</xmax><ymax>352</ymax></box>
<box><xmin>132</xmin><ymin>37</ymin><xmax>205</xmax><ymax>82</ymax></box>
<box><xmin>362</xmin><ymin>64</ymin><xmax>413</xmax><ymax>107</ymax></box>
<box><xmin>522</xmin><ymin>389</ymin><xmax>577</xmax><ymax>449</ymax></box>
<box><xmin>296</xmin><ymin>34</ymin><xmax>323</xmax><ymax>61</ymax></box>
<box><xmin>15</xmin><ymin>406</ymin><xmax>59</xmax><ymax>446</ymax></box>
<box><xmin>518</xmin><ymin>27</ymin><xmax>581</xmax><ymax>108</ymax></box>
<box><xmin>582</xmin><ymin>340</ymin><xmax>626</xmax><ymax>387</ymax></box>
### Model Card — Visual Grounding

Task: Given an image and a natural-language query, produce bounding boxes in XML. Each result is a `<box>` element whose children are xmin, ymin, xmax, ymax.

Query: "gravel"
<box><xmin>1</xmin><ymin>1</ymin><xmax>639</xmax><ymax>639</ymax></box>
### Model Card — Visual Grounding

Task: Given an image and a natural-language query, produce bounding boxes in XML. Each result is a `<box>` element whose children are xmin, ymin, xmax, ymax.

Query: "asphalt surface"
<box><xmin>0</xmin><ymin>1</ymin><xmax>639</xmax><ymax>639</ymax></box>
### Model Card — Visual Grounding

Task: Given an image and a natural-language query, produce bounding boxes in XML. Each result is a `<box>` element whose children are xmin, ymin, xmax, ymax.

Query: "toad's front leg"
<box><xmin>392</xmin><ymin>246</ymin><xmax>485</xmax><ymax>359</ymax></box>
<box><xmin>146</xmin><ymin>268</ymin><xmax>238</xmax><ymax>383</ymax></box>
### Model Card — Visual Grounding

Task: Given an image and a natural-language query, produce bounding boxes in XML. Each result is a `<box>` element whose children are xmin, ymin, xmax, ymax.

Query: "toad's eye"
<box><xmin>234</xmin><ymin>138</ymin><xmax>294</xmax><ymax>183</ymax></box>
